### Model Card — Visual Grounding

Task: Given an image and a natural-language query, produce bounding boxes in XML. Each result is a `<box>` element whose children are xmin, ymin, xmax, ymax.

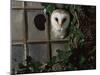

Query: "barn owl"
<box><xmin>51</xmin><ymin>9</ymin><xmax>70</xmax><ymax>39</ymax></box>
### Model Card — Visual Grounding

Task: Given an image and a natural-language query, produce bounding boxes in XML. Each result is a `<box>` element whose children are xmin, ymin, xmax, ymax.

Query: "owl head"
<box><xmin>51</xmin><ymin>9</ymin><xmax>70</xmax><ymax>39</ymax></box>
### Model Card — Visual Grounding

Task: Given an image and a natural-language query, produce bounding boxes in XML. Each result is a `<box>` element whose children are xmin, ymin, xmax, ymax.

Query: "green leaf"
<box><xmin>46</xmin><ymin>4</ymin><xmax>55</xmax><ymax>14</ymax></box>
<box><xmin>18</xmin><ymin>63</ymin><xmax>25</xmax><ymax>69</ymax></box>
<box><xmin>69</xmin><ymin>5</ymin><xmax>75</xmax><ymax>14</ymax></box>
<box><xmin>79</xmin><ymin>56</ymin><xmax>86</xmax><ymax>65</ymax></box>
<box><xmin>49</xmin><ymin>56</ymin><xmax>57</xmax><ymax>65</ymax></box>
<box><xmin>75</xmin><ymin>6</ymin><xmax>82</xmax><ymax>12</ymax></box>
<box><xmin>31</xmin><ymin>62</ymin><xmax>42</xmax><ymax>72</ymax></box>
<box><xmin>42</xmin><ymin>3</ymin><xmax>56</xmax><ymax>14</ymax></box>
<box><xmin>64</xmin><ymin>5</ymin><xmax>70</xmax><ymax>10</ymax></box>
<box><xmin>89</xmin><ymin>46</ymin><xmax>96</xmax><ymax>55</ymax></box>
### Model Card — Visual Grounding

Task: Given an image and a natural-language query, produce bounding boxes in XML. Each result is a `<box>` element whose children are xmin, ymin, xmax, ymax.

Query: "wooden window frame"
<box><xmin>11</xmin><ymin>2</ymin><xmax>68</xmax><ymax>63</ymax></box>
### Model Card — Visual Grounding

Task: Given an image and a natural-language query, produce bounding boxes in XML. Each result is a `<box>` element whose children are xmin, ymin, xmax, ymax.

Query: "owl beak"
<box><xmin>59</xmin><ymin>22</ymin><xmax>63</xmax><ymax>27</ymax></box>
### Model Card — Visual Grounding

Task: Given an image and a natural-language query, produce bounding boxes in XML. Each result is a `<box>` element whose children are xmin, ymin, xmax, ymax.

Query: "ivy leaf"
<box><xmin>31</xmin><ymin>62</ymin><xmax>42</xmax><ymax>72</ymax></box>
<box><xmin>48</xmin><ymin>56</ymin><xmax>57</xmax><ymax>65</ymax></box>
<box><xmin>89</xmin><ymin>46</ymin><xmax>96</xmax><ymax>55</ymax></box>
<box><xmin>42</xmin><ymin>4</ymin><xmax>55</xmax><ymax>14</ymax></box>
<box><xmin>69</xmin><ymin>5</ymin><xmax>75</xmax><ymax>14</ymax></box>
<box><xmin>18</xmin><ymin>63</ymin><xmax>26</xmax><ymax>69</ymax></box>
<box><xmin>79</xmin><ymin>56</ymin><xmax>86</xmax><ymax>65</ymax></box>
<box><xmin>56</xmin><ymin>49</ymin><xmax>72</xmax><ymax>64</ymax></box>
<box><xmin>46</xmin><ymin>4</ymin><xmax>56</xmax><ymax>14</ymax></box>
<box><xmin>75</xmin><ymin>6</ymin><xmax>82</xmax><ymax>12</ymax></box>
<box><xmin>56</xmin><ymin>49</ymin><xmax>64</xmax><ymax>60</ymax></box>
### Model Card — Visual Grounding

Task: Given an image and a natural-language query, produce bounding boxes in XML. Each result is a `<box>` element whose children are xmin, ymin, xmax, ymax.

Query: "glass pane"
<box><xmin>11</xmin><ymin>45</ymin><xmax>24</xmax><ymax>70</ymax></box>
<box><xmin>27</xmin><ymin>10</ymin><xmax>47</xmax><ymax>41</ymax></box>
<box><xmin>11</xmin><ymin>0</ymin><xmax>24</xmax><ymax>8</ymax></box>
<box><xmin>11</xmin><ymin>10</ymin><xmax>25</xmax><ymax>41</ymax></box>
<box><xmin>51</xmin><ymin>43</ymin><xmax>66</xmax><ymax>56</ymax></box>
<box><xmin>28</xmin><ymin>44</ymin><xmax>49</xmax><ymax>63</ymax></box>
<box><xmin>26</xmin><ymin>2</ymin><xmax>43</xmax><ymax>9</ymax></box>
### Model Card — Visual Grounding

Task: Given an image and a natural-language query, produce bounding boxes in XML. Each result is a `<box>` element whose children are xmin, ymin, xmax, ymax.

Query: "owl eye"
<box><xmin>55</xmin><ymin>17</ymin><xmax>58</xmax><ymax>22</ymax></box>
<box><xmin>62</xmin><ymin>17</ymin><xmax>67</xmax><ymax>24</ymax></box>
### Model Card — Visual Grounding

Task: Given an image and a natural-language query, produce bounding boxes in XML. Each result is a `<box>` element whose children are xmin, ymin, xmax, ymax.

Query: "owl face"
<box><xmin>51</xmin><ymin>9</ymin><xmax>70</xmax><ymax>39</ymax></box>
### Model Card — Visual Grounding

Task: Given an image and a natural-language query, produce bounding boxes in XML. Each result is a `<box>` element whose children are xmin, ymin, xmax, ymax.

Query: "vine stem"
<box><xmin>75</xmin><ymin>11</ymin><xmax>80</xmax><ymax>28</ymax></box>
